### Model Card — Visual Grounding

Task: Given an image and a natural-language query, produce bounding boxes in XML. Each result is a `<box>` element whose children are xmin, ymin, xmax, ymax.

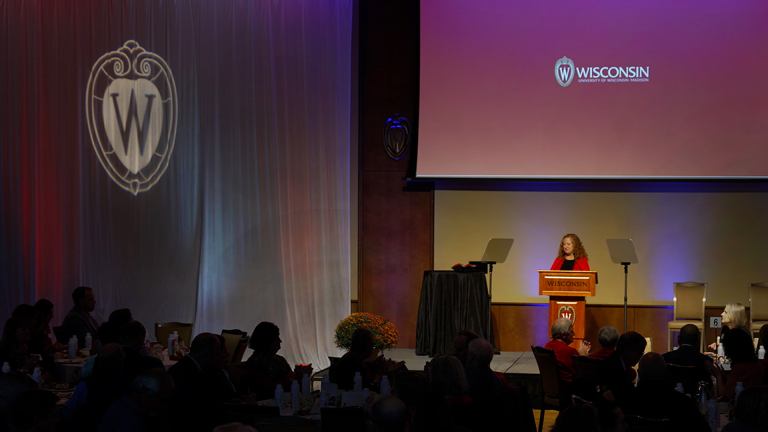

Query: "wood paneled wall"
<box><xmin>357</xmin><ymin>0</ymin><xmax>432</xmax><ymax>349</ymax></box>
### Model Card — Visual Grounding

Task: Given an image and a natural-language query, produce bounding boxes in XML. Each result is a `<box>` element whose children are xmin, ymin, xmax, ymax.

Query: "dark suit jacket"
<box><xmin>120</xmin><ymin>345</ymin><xmax>164</xmax><ymax>380</ymax></box>
<box><xmin>620</xmin><ymin>379</ymin><xmax>710</xmax><ymax>432</ymax></box>
<box><xmin>168</xmin><ymin>356</ymin><xmax>227</xmax><ymax>432</ymax></box>
<box><xmin>661</xmin><ymin>344</ymin><xmax>712</xmax><ymax>388</ymax></box>
<box><xmin>598</xmin><ymin>351</ymin><xmax>635</xmax><ymax>401</ymax></box>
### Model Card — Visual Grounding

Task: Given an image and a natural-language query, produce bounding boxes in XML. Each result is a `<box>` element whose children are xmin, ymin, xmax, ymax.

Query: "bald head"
<box><xmin>369</xmin><ymin>395</ymin><xmax>408</xmax><ymax>432</ymax></box>
<box><xmin>637</xmin><ymin>352</ymin><xmax>667</xmax><ymax>381</ymax></box>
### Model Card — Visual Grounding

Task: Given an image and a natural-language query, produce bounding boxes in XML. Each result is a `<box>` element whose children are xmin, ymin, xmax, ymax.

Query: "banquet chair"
<box><xmin>532</xmin><ymin>346</ymin><xmax>567</xmax><ymax>432</ymax></box>
<box><xmin>221</xmin><ymin>329</ymin><xmax>248</xmax><ymax>364</ymax></box>
<box><xmin>624</xmin><ymin>415</ymin><xmax>671</xmax><ymax>432</ymax></box>
<box><xmin>571</xmin><ymin>355</ymin><xmax>602</xmax><ymax>377</ymax></box>
<box><xmin>666</xmin><ymin>282</ymin><xmax>707</xmax><ymax>351</ymax></box>
<box><xmin>749</xmin><ymin>282</ymin><xmax>768</xmax><ymax>339</ymax></box>
<box><xmin>155</xmin><ymin>322</ymin><xmax>194</xmax><ymax>348</ymax></box>
<box><xmin>665</xmin><ymin>363</ymin><xmax>698</xmax><ymax>396</ymax></box>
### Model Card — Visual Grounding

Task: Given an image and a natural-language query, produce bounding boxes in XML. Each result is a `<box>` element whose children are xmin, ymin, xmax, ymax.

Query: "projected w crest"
<box><xmin>555</xmin><ymin>56</ymin><xmax>575</xmax><ymax>87</ymax></box>
<box><xmin>86</xmin><ymin>41</ymin><xmax>178</xmax><ymax>195</ymax></box>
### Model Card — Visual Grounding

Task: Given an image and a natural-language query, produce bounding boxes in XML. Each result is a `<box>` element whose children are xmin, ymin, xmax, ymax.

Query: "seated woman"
<box><xmin>28</xmin><ymin>299</ymin><xmax>62</xmax><ymax>356</ymax></box>
<box><xmin>705</xmin><ymin>328</ymin><xmax>765</xmax><ymax>400</ymax></box>
<box><xmin>232</xmin><ymin>322</ymin><xmax>298</xmax><ymax>400</ymax></box>
<box><xmin>709</xmin><ymin>303</ymin><xmax>750</xmax><ymax>351</ymax></box>
<box><xmin>550</xmin><ymin>233</ymin><xmax>590</xmax><ymax>271</ymax></box>
<box><xmin>428</xmin><ymin>354</ymin><xmax>471</xmax><ymax>404</ymax></box>
<box><xmin>332</xmin><ymin>327</ymin><xmax>378</xmax><ymax>391</ymax></box>
<box><xmin>0</xmin><ymin>317</ymin><xmax>38</xmax><ymax>374</ymax></box>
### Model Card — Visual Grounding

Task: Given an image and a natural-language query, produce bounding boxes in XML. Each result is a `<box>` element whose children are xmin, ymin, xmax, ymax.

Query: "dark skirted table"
<box><xmin>415</xmin><ymin>270</ymin><xmax>495</xmax><ymax>356</ymax></box>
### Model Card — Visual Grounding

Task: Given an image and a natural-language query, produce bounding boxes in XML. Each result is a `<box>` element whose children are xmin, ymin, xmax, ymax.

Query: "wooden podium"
<box><xmin>538</xmin><ymin>270</ymin><xmax>598</xmax><ymax>347</ymax></box>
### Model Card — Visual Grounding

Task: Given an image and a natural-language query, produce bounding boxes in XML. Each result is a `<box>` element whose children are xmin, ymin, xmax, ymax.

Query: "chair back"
<box><xmin>221</xmin><ymin>329</ymin><xmax>248</xmax><ymax>364</ymax></box>
<box><xmin>320</xmin><ymin>407</ymin><xmax>367</xmax><ymax>432</ymax></box>
<box><xmin>672</xmin><ymin>282</ymin><xmax>706</xmax><ymax>320</ymax></box>
<box><xmin>750</xmin><ymin>282</ymin><xmax>768</xmax><ymax>322</ymax></box>
<box><xmin>571</xmin><ymin>355</ymin><xmax>603</xmax><ymax>377</ymax></box>
<box><xmin>232</xmin><ymin>335</ymin><xmax>250</xmax><ymax>364</ymax></box>
<box><xmin>155</xmin><ymin>322</ymin><xmax>194</xmax><ymax>347</ymax></box>
<box><xmin>625</xmin><ymin>414</ymin><xmax>671</xmax><ymax>432</ymax></box>
<box><xmin>666</xmin><ymin>363</ymin><xmax>698</xmax><ymax>396</ymax></box>
<box><xmin>531</xmin><ymin>346</ymin><xmax>561</xmax><ymax>400</ymax></box>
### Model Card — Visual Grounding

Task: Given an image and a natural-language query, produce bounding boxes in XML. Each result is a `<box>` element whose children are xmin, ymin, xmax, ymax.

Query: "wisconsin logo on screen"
<box><xmin>555</xmin><ymin>56</ymin><xmax>575</xmax><ymax>87</ymax></box>
<box><xmin>85</xmin><ymin>40</ymin><xmax>178</xmax><ymax>195</ymax></box>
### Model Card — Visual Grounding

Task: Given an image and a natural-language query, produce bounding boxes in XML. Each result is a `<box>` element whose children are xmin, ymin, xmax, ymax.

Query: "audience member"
<box><xmin>119</xmin><ymin>321</ymin><xmax>163</xmax><ymax>380</ymax></box>
<box><xmin>213</xmin><ymin>423</ymin><xmax>258</xmax><ymax>432</ymax></box>
<box><xmin>333</xmin><ymin>327</ymin><xmax>397</xmax><ymax>392</ymax></box>
<box><xmin>549</xmin><ymin>403</ymin><xmax>601</xmax><ymax>432</ymax></box>
<box><xmin>593</xmin><ymin>399</ymin><xmax>627</xmax><ymax>432</ymax></box>
<box><xmin>706</xmin><ymin>328</ymin><xmax>765</xmax><ymax>400</ymax></box>
<box><xmin>96</xmin><ymin>309</ymin><xmax>133</xmax><ymax>347</ymax></box>
<box><xmin>452</xmin><ymin>329</ymin><xmax>479</xmax><ymax>365</ymax></box>
<box><xmin>709</xmin><ymin>303</ymin><xmax>750</xmax><ymax>351</ymax></box>
<box><xmin>428</xmin><ymin>355</ymin><xmax>469</xmax><ymax>403</ymax></box>
<box><xmin>598</xmin><ymin>331</ymin><xmax>646</xmax><ymax>401</ymax></box>
<box><xmin>661</xmin><ymin>323</ymin><xmax>713</xmax><ymax>391</ymax></box>
<box><xmin>97</xmin><ymin>368</ymin><xmax>174</xmax><ymax>432</ymax></box>
<box><xmin>0</xmin><ymin>317</ymin><xmax>37</xmax><ymax>373</ymax></box>
<box><xmin>10</xmin><ymin>305</ymin><xmax>38</xmax><ymax>322</ymax></box>
<box><xmin>464</xmin><ymin>338</ymin><xmax>502</xmax><ymax>401</ymax></box>
<box><xmin>61</xmin><ymin>343</ymin><xmax>129</xmax><ymax>432</ymax></box>
<box><xmin>544</xmin><ymin>318</ymin><xmax>590</xmax><ymax>384</ymax></box>
<box><xmin>233</xmin><ymin>322</ymin><xmax>296</xmax><ymax>398</ymax></box>
<box><xmin>5</xmin><ymin>390</ymin><xmax>59</xmax><ymax>432</ymax></box>
<box><xmin>60</xmin><ymin>286</ymin><xmax>100</xmax><ymax>348</ymax></box>
<box><xmin>409</xmin><ymin>389</ymin><xmax>461</xmax><ymax>432</ymax></box>
<box><xmin>167</xmin><ymin>333</ymin><xmax>229</xmax><ymax>431</ymax></box>
<box><xmin>205</xmin><ymin>334</ymin><xmax>238</xmax><ymax>402</ymax></box>
<box><xmin>29</xmin><ymin>300</ymin><xmax>63</xmax><ymax>355</ymax></box>
<box><xmin>369</xmin><ymin>395</ymin><xmax>408</xmax><ymax>432</ymax></box>
<box><xmin>756</xmin><ymin>324</ymin><xmax>768</xmax><ymax>356</ymax></box>
<box><xmin>721</xmin><ymin>386</ymin><xmax>768</xmax><ymax>432</ymax></box>
<box><xmin>619</xmin><ymin>352</ymin><xmax>709</xmax><ymax>431</ymax></box>
<box><xmin>391</xmin><ymin>370</ymin><xmax>429</xmax><ymax>428</ymax></box>
<box><xmin>0</xmin><ymin>372</ymin><xmax>38</xmax><ymax>429</ymax></box>
<box><xmin>588</xmin><ymin>326</ymin><xmax>619</xmax><ymax>360</ymax></box>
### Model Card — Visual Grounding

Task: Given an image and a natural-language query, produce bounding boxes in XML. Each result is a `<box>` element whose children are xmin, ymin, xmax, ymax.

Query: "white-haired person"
<box><xmin>708</xmin><ymin>303</ymin><xmax>750</xmax><ymax>352</ymax></box>
<box><xmin>545</xmin><ymin>318</ymin><xmax>591</xmax><ymax>384</ymax></box>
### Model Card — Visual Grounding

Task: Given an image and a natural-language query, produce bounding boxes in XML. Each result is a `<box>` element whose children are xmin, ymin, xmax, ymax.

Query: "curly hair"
<box><xmin>557</xmin><ymin>233</ymin><xmax>589</xmax><ymax>260</ymax></box>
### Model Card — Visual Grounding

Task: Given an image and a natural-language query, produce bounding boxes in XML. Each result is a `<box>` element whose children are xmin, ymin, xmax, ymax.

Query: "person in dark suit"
<box><xmin>167</xmin><ymin>332</ymin><xmax>227</xmax><ymax>431</ymax></box>
<box><xmin>620</xmin><ymin>352</ymin><xmax>710</xmax><ymax>431</ymax></box>
<box><xmin>598</xmin><ymin>331</ymin><xmax>646</xmax><ymax>402</ymax></box>
<box><xmin>661</xmin><ymin>324</ymin><xmax>713</xmax><ymax>392</ymax></box>
<box><xmin>60</xmin><ymin>286</ymin><xmax>100</xmax><ymax>349</ymax></box>
<box><xmin>118</xmin><ymin>321</ymin><xmax>164</xmax><ymax>380</ymax></box>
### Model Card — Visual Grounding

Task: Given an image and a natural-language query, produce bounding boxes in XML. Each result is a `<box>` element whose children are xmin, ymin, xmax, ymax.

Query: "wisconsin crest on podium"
<box><xmin>538</xmin><ymin>270</ymin><xmax>598</xmax><ymax>348</ymax></box>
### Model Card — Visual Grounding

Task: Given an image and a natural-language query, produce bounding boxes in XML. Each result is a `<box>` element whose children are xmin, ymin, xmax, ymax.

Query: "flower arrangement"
<box><xmin>334</xmin><ymin>312</ymin><xmax>399</xmax><ymax>351</ymax></box>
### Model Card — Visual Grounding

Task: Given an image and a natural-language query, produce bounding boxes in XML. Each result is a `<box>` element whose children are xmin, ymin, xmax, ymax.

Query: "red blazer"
<box><xmin>550</xmin><ymin>257</ymin><xmax>590</xmax><ymax>271</ymax></box>
<box><xmin>544</xmin><ymin>339</ymin><xmax>579</xmax><ymax>383</ymax></box>
<box><xmin>588</xmin><ymin>348</ymin><xmax>614</xmax><ymax>360</ymax></box>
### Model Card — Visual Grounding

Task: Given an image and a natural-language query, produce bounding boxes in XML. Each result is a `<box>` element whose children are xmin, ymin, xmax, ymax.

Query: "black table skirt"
<box><xmin>415</xmin><ymin>270</ymin><xmax>494</xmax><ymax>356</ymax></box>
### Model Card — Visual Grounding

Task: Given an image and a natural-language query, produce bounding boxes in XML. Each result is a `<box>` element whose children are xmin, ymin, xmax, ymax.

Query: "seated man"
<box><xmin>661</xmin><ymin>323</ymin><xmax>713</xmax><ymax>391</ymax></box>
<box><xmin>464</xmin><ymin>338</ymin><xmax>503</xmax><ymax>401</ymax></box>
<box><xmin>544</xmin><ymin>318</ymin><xmax>591</xmax><ymax>384</ymax></box>
<box><xmin>598</xmin><ymin>331</ymin><xmax>646</xmax><ymax>401</ymax></box>
<box><xmin>620</xmin><ymin>352</ymin><xmax>710</xmax><ymax>431</ymax></box>
<box><xmin>60</xmin><ymin>286</ymin><xmax>100</xmax><ymax>349</ymax></box>
<box><xmin>588</xmin><ymin>326</ymin><xmax>618</xmax><ymax>360</ymax></box>
<box><xmin>119</xmin><ymin>321</ymin><xmax>164</xmax><ymax>380</ymax></box>
<box><xmin>453</xmin><ymin>329</ymin><xmax>479</xmax><ymax>366</ymax></box>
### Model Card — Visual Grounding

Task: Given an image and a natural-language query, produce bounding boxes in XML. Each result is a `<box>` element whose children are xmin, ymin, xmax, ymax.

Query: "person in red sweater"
<box><xmin>544</xmin><ymin>318</ymin><xmax>591</xmax><ymax>384</ymax></box>
<box><xmin>550</xmin><ymin>233</ymin><xmax>590</xmax><ymax>271</ymax></box>
<box><xmin>588</xmin><ymin>326</ymin><xmax>618</xmax><ymax>360</ymax></box>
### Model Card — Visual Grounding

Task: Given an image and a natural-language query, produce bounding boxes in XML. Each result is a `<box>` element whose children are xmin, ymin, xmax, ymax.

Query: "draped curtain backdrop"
<box><xmin>0</xmin><ymin>0</ymin><xmax>352</xmax><ymax>368</ymax></box>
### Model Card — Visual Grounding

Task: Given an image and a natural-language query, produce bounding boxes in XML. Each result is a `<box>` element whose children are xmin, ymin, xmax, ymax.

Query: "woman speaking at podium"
<box><xmin>550</xmin><ymin>233</ymin><xmax>590</xmax><ymax>271</ymax></box>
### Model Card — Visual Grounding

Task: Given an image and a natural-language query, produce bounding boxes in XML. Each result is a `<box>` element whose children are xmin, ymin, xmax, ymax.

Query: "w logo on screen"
<box><xmin>555</xmin><ymin>57</ymin><xmax>575</xmax><ymax>87</ymax></box>
<box><xmin>86</xmin><ymin>41</ymin><xmax>178</xmax><ymax>195</ymax></box>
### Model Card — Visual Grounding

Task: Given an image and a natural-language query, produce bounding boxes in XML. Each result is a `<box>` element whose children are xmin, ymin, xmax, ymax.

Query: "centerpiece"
<box><xmin>334</xmin><ymin>312</ymin><xmax>399</xmax><ymax>352</ymax></box>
